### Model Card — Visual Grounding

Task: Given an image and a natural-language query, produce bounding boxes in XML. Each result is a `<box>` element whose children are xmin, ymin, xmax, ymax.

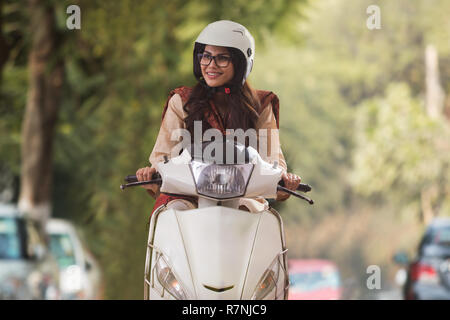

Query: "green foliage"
<box><xmin>250</xmin><ymin>0</ymin><xmax>450</xmax><ymax>292</ymax></box>
<box><xmin>0</xmin><ymin>65</ymin><xmax>27</xmax><ymax>174</ymax></box>
<box><xmin>251</xmin><ymin>40</ymin><xmax>353</xmax><ymax>223</ymax></box>
<box><xmin>351</xmin><ymin>83</ymin><xmax>450</xmax><ymax>217</ymax></box>
<box><xmin>251</xmin><ymin>0</ymin><xmax>450</xmax><ymax>224</ymax></box>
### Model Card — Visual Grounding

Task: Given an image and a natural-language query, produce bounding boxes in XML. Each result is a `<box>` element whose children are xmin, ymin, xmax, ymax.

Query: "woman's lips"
<box><xmin>205</xmin><ymin>71</ymin><xmax>222</xmax><ymax>80</ymax></box>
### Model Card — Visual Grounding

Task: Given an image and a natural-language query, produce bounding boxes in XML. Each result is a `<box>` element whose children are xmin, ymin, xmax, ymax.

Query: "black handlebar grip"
<box><xmin>125</xmin><ymin>172</ymin><xmax>161</xmax><ymax>183</ymax></box>
<box><xmin>278</xmin><ymin>180</ymin><xmax>312</xmax><ymax>193</ymax></box>
<box><xmin>297</xmin><ymin>183</ymin><xmax>312</xmax><ymax>193</ymax></box>
<box><xmin>125</xmin><ymin>175</ymin><xmax>138</xmax><ymax>183</ymax></box>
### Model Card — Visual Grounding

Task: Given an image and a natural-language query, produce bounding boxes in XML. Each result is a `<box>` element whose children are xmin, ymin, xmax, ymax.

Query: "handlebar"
<box><xmin>278</xmin><ymin>180</ymin><xmax>311</xmax><ymax>193</ymax></box>
<box><xmin>120</xmin><ymin>173</ymin><xmax>162</xmax><ymax>190</ymax></box>
<box><xmin>123</xmin><ymin>174</ymin><xmax>311</xmax><ymax>192</ymax></box>
<box><xmin>124</xmin><ymin>173</ymin><xmax>161</xmax><ymax>183</ymax></box>
<box><xmin>120</xmin><ymin>173</ymin><xmax>314</xmax><ymax>205</ymax></box>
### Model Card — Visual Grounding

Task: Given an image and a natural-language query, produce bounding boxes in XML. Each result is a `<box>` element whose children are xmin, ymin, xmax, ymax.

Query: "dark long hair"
<box><xmin>183</xmin><ymin>43</ymin><xmax>261</xmax><ymax>141</ymax></box>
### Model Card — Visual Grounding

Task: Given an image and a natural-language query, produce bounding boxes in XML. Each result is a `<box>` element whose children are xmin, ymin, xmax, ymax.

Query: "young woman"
<box><xmin>136</xmin><ymin>20</ymin><xmax>301</xmax><ymax>214</ymax></box>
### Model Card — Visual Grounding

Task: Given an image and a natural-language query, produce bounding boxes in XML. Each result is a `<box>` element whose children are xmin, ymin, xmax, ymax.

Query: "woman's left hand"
<box><xmin>276</xmin><ymin>172</ymin><xmax>302</xmax><ymax>201</ymax></box>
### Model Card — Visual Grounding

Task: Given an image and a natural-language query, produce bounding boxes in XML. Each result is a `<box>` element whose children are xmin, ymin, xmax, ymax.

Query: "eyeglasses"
<box><xmin>197</xmin><ymin>53</ymin><xmax>232</xmax><ymax>67</ymax></box>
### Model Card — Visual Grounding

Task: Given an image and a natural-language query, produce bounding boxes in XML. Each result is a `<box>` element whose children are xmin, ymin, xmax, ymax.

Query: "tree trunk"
<box><xmin>444</xmin><ymin>95</ymin><xmax>450</xmax><ymax>122</ymax></box>
<box><xmin>420</xmin><ymin>185</ymin><xmax>438</xmax><ymax>226</ymax></box>
<box><xmin>18</xmin><ymin>0</ymin><xmax>64</xmax><ymax>223</ymax></box>
<box><xmin>0</xmin><ymin>0</ymin><xmax>11</xmax><ymax>85</ymax></box>
<box><xmin>425</xmin><ymin>44</ymin><xmax>445</xmax><ymax>119</ymax></box>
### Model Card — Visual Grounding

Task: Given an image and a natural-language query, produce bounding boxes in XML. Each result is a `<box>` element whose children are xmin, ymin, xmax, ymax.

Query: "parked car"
<box><xmin>393</xmin><ymin>217</ymin><xmax>450</xmax><ymax>300</ymax></box>
<box><xmin>288</xmin><ymin>259</ymin><xmax>342</xmax><ymax>300</ymax></box>
<box><xmin>46</xmin><ymin>218</ymin><xmax>103</xmax><ymax>299</ymax></box>
<box><xmin>0</xmin><ymin>203</ymin><xmax>60</xmax><ymax>299</ymax></box>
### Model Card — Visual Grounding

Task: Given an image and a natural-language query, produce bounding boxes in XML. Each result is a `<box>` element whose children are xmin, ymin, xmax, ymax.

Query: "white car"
<box><xmin>46</xmin><ymin>218</ymin><xmax>103</xmax><ymax>299</ymax></box>
<box><xmin>0</xmin><ymin>203</ymin><xmax>60</xmax><ymax>300</ymax></box>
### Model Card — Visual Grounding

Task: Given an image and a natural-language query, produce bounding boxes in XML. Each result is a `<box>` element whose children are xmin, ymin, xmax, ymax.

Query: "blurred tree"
<box><xmin>251</xmin><ymin>41</ymin><xmax>352</xmax><ymax>223</ymax></box>
<box><xmin>0</xmin><ymin>0</ymin><xmax>28</xmax><ymax>200</ymax></box>
<box><xmin>18</xmin><ymin>0</ymin><xmax>64</xmax><ymax>224</ymax></box>
<box><xmin>0</xmin><ymin>0</ymin><xmax>9</xmax><ymax>77</ymax></box>
<box><xmin>250</xmin><ymin>0</ymin><xmax>450</xmax><ymax>286</ymax></box>
<box><xmin>425</xmin><ymin>44</ymin><xmax>446</xmax><ymax>120</ymax></box>
<box><xmin>251</xmin><ymin>0</ymin><xmax>450</xmax><ymax>223</ymax></box>
<box><xmin>351</xmin><ymin>83</ymin><xmax>450</xmax><ymax>224</ymax></box>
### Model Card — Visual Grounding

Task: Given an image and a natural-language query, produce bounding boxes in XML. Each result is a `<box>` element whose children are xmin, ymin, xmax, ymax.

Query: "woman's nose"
<box><xmin>207</xmin><ymin>59</ymin><xmax>220</xmax><ymax>69</ymax></box>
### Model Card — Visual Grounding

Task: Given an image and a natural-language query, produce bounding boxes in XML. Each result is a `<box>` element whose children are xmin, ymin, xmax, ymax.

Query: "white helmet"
<box><xmin>195</xmin><ymin>20</ymin><xmax>255</xmax><ymax>85</ymax></box>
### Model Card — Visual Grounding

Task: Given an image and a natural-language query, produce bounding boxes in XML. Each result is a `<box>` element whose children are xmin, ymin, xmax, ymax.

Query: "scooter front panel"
<box><xmin>147</xmin><ymin>206</ymin><xmax>287</xmax><ymax>300</ymax></box>
<box><xmin>148</xmin><ymin>208</ymin><xmax>196</xmax><ymax>300</ymax></box>
<box><xmin>241</xmin><ymin>210</ymin><xmax>287</xmax><ymax>299</ymax></box>
<box><xmin>175</xmin><ymin>206</ymin><xmax>261</xmax><ymax>299</ymax></box>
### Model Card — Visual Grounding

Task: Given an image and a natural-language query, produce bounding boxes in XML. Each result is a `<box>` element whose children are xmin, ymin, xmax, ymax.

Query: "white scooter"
<box><xmin>121</xmin><ymin>139</ymin><xmax>313</xmax><ymax>300</ymax></box>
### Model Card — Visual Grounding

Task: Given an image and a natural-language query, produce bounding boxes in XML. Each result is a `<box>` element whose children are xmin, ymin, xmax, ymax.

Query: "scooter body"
<box><xmin>142</xmin><ymin>142</ymin><xmax>291</xmax><ymax>300</ymax></box>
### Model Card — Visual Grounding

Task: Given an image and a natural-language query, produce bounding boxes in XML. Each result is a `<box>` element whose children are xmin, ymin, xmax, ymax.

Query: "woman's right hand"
<box><xmin>136</xmin><ymin>166</ymin><xmax>160</xmax><ymax>198</ymax></box>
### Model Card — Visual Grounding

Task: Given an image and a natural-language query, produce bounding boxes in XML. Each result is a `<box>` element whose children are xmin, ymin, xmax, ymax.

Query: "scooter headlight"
<box><xmin>154</xmin><ymin>254</ymin><xmax>190</xmax><ymax>300</ymax></box>
<box><xmin>251</xmin><ymin>255</ymin><xmax>284</xmax><ymax>300</ymax></box>
<box><xmin>190</xmin><ymin>161</ymin><xmax>253</xmax><ymax>199</ymax></box>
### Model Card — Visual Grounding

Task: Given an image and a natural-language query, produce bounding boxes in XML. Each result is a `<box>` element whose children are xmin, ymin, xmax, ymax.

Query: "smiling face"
<box><xmin>200</xmin><ymin>45</ymin><xmax>235</xmax><ymax>87</ymax></box>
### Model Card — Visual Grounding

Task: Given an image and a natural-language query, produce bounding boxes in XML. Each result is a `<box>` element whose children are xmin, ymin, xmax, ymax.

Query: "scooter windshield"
<box><xmin>187</xmin><ymin>137</ymin><xmax>256</xmax><ymax>165</ymax></box>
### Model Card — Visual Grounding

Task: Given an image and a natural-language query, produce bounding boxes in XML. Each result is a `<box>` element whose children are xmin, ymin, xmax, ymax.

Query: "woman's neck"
<box><xmin>211</xmin><ymin>92</ymin><xmax>230</xmax><ymax>120</ymax></box>
<box><xmin>212</xmin><ymin>92</ymin><xmax>228</xmax><ymax>107</ymax></box>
